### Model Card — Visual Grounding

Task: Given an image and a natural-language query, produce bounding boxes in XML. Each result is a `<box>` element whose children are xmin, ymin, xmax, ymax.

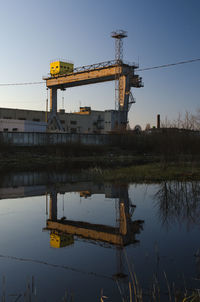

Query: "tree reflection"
<box><xmin>155</xmin><ymin>181</ymin><xmax>200</xmax><ymax>228</ymax></box>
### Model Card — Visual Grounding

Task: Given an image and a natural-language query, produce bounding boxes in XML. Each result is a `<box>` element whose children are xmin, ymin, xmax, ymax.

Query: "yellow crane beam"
<box><xmin>45</xmin><ymin>63</ymin><xmax>142</xmax><ymax>89</ymax></box>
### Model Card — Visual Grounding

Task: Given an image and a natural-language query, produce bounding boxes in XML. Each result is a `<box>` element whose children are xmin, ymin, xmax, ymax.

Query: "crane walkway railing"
<box><xmin>43</xmin><ymin>60</ymin><xmax>139</xmax><ymax>80</ymax></box>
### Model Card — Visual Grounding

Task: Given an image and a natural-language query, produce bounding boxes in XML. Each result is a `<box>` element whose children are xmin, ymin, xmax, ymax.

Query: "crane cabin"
<box><xmin>50</xmin><ymin>61</ymin><xmax>74</xmax><ymax>77</ymax></box>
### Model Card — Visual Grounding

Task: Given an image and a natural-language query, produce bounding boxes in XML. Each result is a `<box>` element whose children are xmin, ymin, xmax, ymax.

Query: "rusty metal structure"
<box><xmin>111</xmin><ymin>30</ymin><xmax>127</xmax><ymax>111</ymax></box>
<box><xmin>43</xmin><ymin>32</ymin><xmax>143</xmax><ymax>132</ymax></box>
<box><xmin>46</xmin><ymin>186</ymin><xmax>142</xmax><ymax>247</ymax></box>
<box><xmin>44</xmin><ymin>184</ymin><xmax>143</xmax><ymax>292</ymax></box>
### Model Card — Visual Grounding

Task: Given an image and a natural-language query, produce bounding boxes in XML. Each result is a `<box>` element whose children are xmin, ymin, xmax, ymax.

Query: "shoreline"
<box><xmin>1</xmin><ymin>150</ymin><xmax>200</xmax><ymax>181</ymax></box>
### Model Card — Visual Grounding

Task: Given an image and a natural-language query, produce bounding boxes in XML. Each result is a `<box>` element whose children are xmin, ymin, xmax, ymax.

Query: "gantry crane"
<box><xmin>43</xmin><ymin>31</ymin><xmax>143</xmax><ymax>131</ymax></box>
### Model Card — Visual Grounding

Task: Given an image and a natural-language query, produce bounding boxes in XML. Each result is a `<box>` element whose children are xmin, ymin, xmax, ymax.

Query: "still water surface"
<box><xmin>0</xmin><ymin>172</ymin><xmax>199</xmax><ymax>301</ymax></box>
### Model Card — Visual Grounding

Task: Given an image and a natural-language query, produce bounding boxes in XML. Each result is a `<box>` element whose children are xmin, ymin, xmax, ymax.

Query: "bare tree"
<box><xmin>161</xmin><ymin>109</ymin><xmax>200</xmax><ymax>130</ymax></box>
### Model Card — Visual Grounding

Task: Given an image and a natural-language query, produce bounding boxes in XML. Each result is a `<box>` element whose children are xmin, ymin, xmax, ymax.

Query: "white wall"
<box><xmin>0</xmin><ymin>119</ymin><xmax>47</xmax><ymax>132</ymax></box>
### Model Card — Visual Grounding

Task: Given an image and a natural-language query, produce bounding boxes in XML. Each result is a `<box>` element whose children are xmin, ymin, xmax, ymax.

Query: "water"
<box><xmin>0</xmin><ymin>172</ymin><xmax>199</xmax><ymax>301</ymax></box>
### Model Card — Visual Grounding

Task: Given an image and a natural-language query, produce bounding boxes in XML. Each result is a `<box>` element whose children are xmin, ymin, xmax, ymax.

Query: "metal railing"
<box><xmin>43</xmin><ymin>59</ymin><xmax>139</xmax><ymax>80</ymax></box>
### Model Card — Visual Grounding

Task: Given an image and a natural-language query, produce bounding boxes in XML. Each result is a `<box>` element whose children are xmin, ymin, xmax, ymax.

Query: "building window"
<box><xmin>12</xmin><ymin>128</ymin><xmax>18</xmax><ymax>132</ymax></box>
<box><xmin>19</xmin><ymin>118</ymin><xmax>26</xmax><ymax>120</ymax></box>
<box><xmin>3</xmin><ymin>128</ymin><xmax>8</xmax><ymax>132</ymax></box>
<box><xmin>70</xmin><ymin>121</ymin><xmax>77</xmax><ymax>125</ymax></box>
<box><xmin>70</xmin><ymin>128</ymin><xmax>77</xmax><ymax>133</ymax></box>
<box><xmin>33</xmin><ymin>118</ymin><xmax>40</xmax><ymax>122</ymax></box>
<box><xmin>3</xmin><ymin>117</ymin><xmax>11</xmax><ymax>119</ymax></box>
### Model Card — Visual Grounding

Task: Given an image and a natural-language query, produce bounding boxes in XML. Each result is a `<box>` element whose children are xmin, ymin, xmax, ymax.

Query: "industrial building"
<box><xmin>0</xmin><ymin>106</ymin><xmax>122</xmax><ymax>133</ymax></box>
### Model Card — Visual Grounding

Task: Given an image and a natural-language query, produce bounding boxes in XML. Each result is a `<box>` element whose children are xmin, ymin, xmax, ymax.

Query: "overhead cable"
<box><xmin>0</xmin><ymin>253</ymin><xmax>112</xmax><ymax>280</ymax></box>
<box><xmin>0</xmin><ymin>57</ymin><xmax>200</xmax><ymax>86</ymax></box>
<box><xmin>138</xmin><ymin>58</ymin><xmax>200</xmax><ymax>71</ymax></box>
<box><xmin>0</xmin><ymin>81</ymin><xmax>45</xmax><ymax>87</ymax></box>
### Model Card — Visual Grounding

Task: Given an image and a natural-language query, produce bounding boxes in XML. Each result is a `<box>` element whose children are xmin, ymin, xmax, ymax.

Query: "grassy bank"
<box><xmin>0</xmin><ymin>150</ymin><xmax>158</xmax><ymax>172</ymax></box>
<box><xmin>1</xmin><ymin>151</ymin><xmax>200</xmax><ymax>181</ymax></box>
<box><xmin>1</xmin><ymin>148</ymin><xmax>199</xmax><ymax>181</ymax></box>
<box><xmin>1</xmin><ymin>130</ymin><xmax>200</xmax><ymax>181</ymax></box>
<box><xmin>92</xmin><ymin>161</ymin><xmax>200</xmax><ymax>182</ymax></box>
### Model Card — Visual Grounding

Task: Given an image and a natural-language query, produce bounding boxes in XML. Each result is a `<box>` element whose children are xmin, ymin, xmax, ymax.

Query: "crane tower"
<box><xmin>111</xmin><ymin>30</ymin><xmax>127</xmax><ymax>110</ymax></box>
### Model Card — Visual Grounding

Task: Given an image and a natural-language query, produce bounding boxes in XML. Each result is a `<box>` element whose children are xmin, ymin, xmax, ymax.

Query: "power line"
<box><xmin>138</xmin><ymin>58</ymin><xmax>200</xmax><ymax>71</ymax></box>
<box><xmin>0</xmin><ymin>81</ymin><xmax>44</xmax><ymax>87</ymax></box>
<box><xmin>0</xmin><ymin>57</ymin><xmax>200</xmax><ymax>86</ymax></box>
<box><xmin>0</xmin><ymin>253</ymin><xmax>112</xmax><ymax>280</ymax></box>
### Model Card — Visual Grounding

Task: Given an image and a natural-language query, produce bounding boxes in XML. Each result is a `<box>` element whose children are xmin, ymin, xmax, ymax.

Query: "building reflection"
<box><xmin>0</xmin><ymin>172</ymin><xmax>144</xmax><ymax>280</ymax></box>
<box><xmin>0</xmin><ymin>171</ymin><xmax>145</xmax><ymax>294</ymax></box>
<box><xmin>0</xmin><ymin>173</ymin><xmax>143</xmax><ymax>249</ymax></box>
<box><xmin>1</xmin><ymin>173</ymin><xmax>200</xmax><ymax>298</ymax></box>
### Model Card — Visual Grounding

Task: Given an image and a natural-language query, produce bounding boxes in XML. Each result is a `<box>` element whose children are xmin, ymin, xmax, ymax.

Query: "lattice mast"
<box><xmin>111</xmin><ymin>30</ymin><xmax>127</xmax><ymax>110</ymax></box>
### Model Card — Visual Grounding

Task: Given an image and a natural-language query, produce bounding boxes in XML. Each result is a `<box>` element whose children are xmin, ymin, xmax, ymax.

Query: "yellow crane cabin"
<box><xmin>50</xmin><ymin>231</ymin><xmax>74</xmax><ymax>248</ymax></box>
<box><xmin>50</xmin><ymin>61</ymin><xmax>74</xmax><ymax>76</ymax></box>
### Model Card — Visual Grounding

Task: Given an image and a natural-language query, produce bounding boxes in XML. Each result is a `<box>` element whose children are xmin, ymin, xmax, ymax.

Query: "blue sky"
<box><xmin>0</xmin><ymin>0</ymin><xmax>200</xmax><ymax>128</ymax></box>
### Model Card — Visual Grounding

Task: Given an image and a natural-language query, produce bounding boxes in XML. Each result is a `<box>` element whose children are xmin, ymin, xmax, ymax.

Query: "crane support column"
<box><xmin>49</xmin><ymin>192</ymin><xmax>58</xmax><ymax>221</ymax></box>
<box><xmin>118</xmin><ymin>75</ymin><xmax>131</xmax><ymax>127</ymax></box>
<box><xmin>119</xmin><ymin>75</ymin><xmax>130</xmax><ymax>111</ymax></box>
<box><xmin>48</xmin><ymin>88</ymin><xmax>64</xmax><ymax>131</ymax></box>
<box><xmin>50</xmin><ymin>88</ymin><xmax>57</xmax><ymax>113</ymax></box>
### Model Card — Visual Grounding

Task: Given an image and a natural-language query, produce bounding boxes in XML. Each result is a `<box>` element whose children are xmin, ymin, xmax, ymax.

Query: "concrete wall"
<box><xmin>0</xmin><ymin>119</ymin><xmax>47</xmax><ymax>132</ymax></box>
<box><xmin>24</xmin><ymin>120</ymin><xmax>47</xmax><ymax>132</ymax></box>
<box><xmin>104</xmin><ymin>110</ymin><xmax>121</xmax><ymax>132</ymax></box>
<box><xmin>58</xmin><ymin>110</ymin><xmax>105</xmax><ymax>133</ymax></box>
<box><xmin>0</xmin><ymin>131</ymin><xmax>117</xmax><ymax>146</ymax></box>
<box><xmin>0</xmin><ymin>119</ymin><xmax>25</xmax><ymax>132</ymax></box>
